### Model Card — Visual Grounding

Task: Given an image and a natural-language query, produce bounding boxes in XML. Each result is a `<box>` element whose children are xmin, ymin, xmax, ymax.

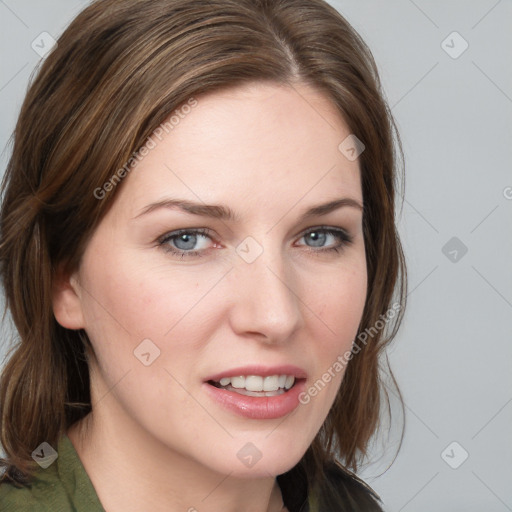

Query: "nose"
<box><xmin>226</xmin><ymin>243</ymin><xmax>303</xmax><ymax>344</ymax></box>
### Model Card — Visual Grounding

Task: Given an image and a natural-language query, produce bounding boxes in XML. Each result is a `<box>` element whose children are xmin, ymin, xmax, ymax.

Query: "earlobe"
<box><xmin>52</xmin><ymin>264</ymin><xmax>86</xmax><ymax>330</ymax></box>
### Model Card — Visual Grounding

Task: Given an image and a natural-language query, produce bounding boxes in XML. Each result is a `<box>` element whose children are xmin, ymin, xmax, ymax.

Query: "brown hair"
<box><xmin>0</xmin><ymin>0</ymin><xmax>406</xmax><ymax>505</ymax></box>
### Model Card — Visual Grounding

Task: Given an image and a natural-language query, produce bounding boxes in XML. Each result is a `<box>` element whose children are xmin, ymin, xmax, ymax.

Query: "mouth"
<box><xmin>203</xmin><ymin>365</ymin><xmax>308</xmax><ymax>419</ymax></box>
<box><xmin>207</xmin><ymin>374</ymin><xmax>302</xmax><ymax>397</ymax></box>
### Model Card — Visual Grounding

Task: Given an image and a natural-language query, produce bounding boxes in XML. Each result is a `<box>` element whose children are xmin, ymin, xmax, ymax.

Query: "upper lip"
<box><xmin>205</xmin><ymin>364</ymin><xmax>307</xmax><ymax>382</ymax></box>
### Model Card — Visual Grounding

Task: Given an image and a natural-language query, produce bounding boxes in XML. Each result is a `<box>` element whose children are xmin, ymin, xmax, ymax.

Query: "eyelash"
<box><xmin>157</xmin><ymin>226</ymin><xmax>354</xmax><ymax>259</ymax></box>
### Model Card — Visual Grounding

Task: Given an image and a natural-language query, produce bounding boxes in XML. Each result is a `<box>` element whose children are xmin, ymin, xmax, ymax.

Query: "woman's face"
<box><xmin>62</xmin><ymin>81</ymin><xmax>367</xmax><ymax>477</ymax></box>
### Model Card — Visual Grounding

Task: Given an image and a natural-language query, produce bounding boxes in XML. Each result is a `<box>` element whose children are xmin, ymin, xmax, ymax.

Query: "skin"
<box><xmin>53</xmin><ymin>81</ymin><xmax>367</xmax><ymax>512</ymax></box>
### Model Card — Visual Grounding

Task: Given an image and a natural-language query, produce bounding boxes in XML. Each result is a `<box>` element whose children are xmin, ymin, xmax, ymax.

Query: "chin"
<box><xmin>223</xmin><ymin>457</ymin><xmax>302</xmax><ymax>480</ymax></box>
<box><xmin>207</xmin><ymin>436</ymin><xmax>310</xmax><ymax>479</ymax></box>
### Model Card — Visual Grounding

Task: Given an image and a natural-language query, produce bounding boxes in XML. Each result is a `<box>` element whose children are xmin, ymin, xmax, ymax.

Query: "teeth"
<box><xmin>227</xmin><ymin>387</ymin><xmax>286</xmax><ymax>397</ymax></box>
<box><xmin>284</xmin><ymin>375</ymin><xmax>294</xmax><ymax>390</ymax></box>
<box><xmin>231</xmin><ymin>376</ymin><xmax>245</xmax><ymax>388</ymax></box>
<box><xmin>214</xmin><ymin>374</ymin><xmax>296</xmax><ymax>392</ymax></box>
<box><xmin>263</xmin><ymin>375</ymin><xmax>279</xmax><ymax>392</ymax></box>
<box><xmin>245</xmin><ymin>375</ymin><xmax>263</xmax><ymax>392</ymax></box>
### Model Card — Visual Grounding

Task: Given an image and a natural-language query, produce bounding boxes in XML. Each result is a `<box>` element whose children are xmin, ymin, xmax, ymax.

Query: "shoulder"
<box><xmin>0</xmin><ymin>433</ymin><xmax>104</xmax><ymax>512</ymax></box>
<box><xmin>0</xmin><ymin>477</ymin><xmax>59</xmax><ymax>511</ymax></box>
<box><xmin>317</xmin><ymin>460</ymin><xmax>385</xmax><ymax>511</ymax></box>
<box><xmin>278</xmin><ymin>458</ymin><xmax>385</xmax><ymax>512</ymax></box>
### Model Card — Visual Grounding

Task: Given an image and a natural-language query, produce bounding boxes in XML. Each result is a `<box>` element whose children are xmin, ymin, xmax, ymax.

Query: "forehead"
<box><xmin>116</xmin><ymin>82</ymin><xmax>362</xmax><ymax>219</ymax></box>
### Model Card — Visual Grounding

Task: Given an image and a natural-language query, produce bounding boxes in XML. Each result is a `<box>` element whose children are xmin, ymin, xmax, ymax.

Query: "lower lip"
<box><xmin>203</xmin><ymin>380</ymin><xmax>306</xmax><ymax>420</ymax></box>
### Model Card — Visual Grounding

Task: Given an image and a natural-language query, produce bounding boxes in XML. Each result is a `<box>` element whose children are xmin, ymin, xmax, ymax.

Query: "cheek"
<box><xmin>305</xmin><ymin>259</ymin><xmax>367</xmax><ymax>396</ymax></box>
<box><xmin>76</xmin><ymin>256</ymin><xmax>208</xmax><ymax>417</ymax></box>
<box><xmin>79</xmin><ymin>250</ymin><xmax>198</xmax><ymax>338</ymax></box>
<box><xmin>77</xmin><ymin>250</ymin><xmax>221</xmax><ymax>388</ymax></box>
<box><xmin>313</xmin><ymin>258</ymin><xmax>367</xmax><ymax>339</ymax></box>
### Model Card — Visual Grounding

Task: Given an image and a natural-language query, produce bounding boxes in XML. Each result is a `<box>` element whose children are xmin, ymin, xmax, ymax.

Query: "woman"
<box><xmin>0</xmin><ymin>0</ymin><xmax>407</xmax><ymax>510</ymax></box>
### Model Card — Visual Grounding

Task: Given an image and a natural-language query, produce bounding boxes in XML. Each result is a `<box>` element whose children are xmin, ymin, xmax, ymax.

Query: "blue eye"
<box><xmin>298</xmin><ymin>227</ymin><xmax>353</xmax><ymax>255</ymax></box>
<box><xmin>158</xmin><ymin>228</ymin><xmax>213</xmax><ymax>258</ymax></box>
<box><xmin>157</xmin><ymin>226</ymin><xmax>353</xmax><ymax>259</ymax></box>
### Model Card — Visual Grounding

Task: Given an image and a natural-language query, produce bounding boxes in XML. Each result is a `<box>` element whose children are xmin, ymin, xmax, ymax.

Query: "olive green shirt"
<box><xmin>0</xmin><ymin>434</ymin><xmax>105</xmax><ymax>511</ymax></box>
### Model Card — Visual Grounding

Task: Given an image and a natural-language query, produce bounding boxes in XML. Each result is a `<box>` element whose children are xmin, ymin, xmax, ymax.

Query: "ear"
<box><xmin>52</xmin><ymin>263</ymin><xmax>86</xmax><ymax>330</ymax></box>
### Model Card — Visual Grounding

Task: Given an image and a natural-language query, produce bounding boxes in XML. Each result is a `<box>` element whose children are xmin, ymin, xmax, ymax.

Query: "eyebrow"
<box><xmin>133</xmin><ymin>196</ymin><xmax>364</xmax><ymax>223</ymax></box>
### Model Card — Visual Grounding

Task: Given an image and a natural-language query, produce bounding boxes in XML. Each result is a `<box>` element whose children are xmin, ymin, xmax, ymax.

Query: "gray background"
<box><xmin>1</xmin><ymin>1</ymin><xmax>511</xmax><ymax>511</ymax></box>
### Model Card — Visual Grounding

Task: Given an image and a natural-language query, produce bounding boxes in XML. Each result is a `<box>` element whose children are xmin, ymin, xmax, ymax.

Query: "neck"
<box><xmin>68</xmin><ymin>410</ymin><xmax>286</xmax><ymax>512</ymax></box>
